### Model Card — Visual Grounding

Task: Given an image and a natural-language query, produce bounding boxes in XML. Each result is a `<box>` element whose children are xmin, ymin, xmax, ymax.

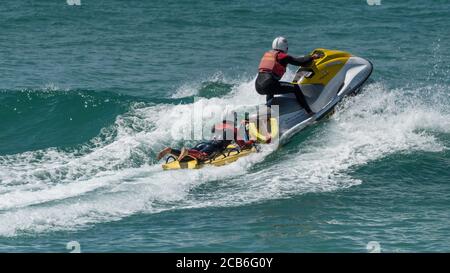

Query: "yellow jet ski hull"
<box><xmin>248</xmin><ymin>48</ymin><xmax>372</xmax><ymax>144</ymax></box>
<box><xmin>162</xmin><ymin>145</ymin><xmax>257</xmax><ymax>170</ymax></box>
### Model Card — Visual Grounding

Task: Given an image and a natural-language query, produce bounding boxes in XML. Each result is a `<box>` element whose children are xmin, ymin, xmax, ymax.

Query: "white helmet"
<box><xmin>272</xmin><ymin>36</ymin><xmax>288</xmax><ymax>53</ymax></box>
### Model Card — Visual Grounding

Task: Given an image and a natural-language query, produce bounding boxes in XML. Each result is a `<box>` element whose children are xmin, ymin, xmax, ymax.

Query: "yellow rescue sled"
<box><xmin>162</xmin><ymin>144</ymin><xmax>257</xmax><ymax>170</ymax></box>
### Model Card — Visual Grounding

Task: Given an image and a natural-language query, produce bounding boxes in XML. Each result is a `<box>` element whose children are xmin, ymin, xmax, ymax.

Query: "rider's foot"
<box><xmin>178</xmin><ymin>147</ymin><xmax>189</xmax><ymax>161</ymax></box>
<box><xmin>157</xmin><ymin>147</ymin><xmax>171</xmax><ymax>160</ymax></box>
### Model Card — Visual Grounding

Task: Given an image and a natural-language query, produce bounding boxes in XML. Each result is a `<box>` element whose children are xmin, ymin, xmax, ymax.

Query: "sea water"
<box><xmin>0</xmin><ymin>0</ymin><xmax>449</xmax><ymax>252</ymax></box>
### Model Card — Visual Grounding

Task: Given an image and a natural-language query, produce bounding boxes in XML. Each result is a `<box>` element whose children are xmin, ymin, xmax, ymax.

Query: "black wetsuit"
<box><xmin>170</xmin><ymin>140</ymin><xmax>231</xmax><ymax>160</ymax></box>
<box><xmin>191</xmin><ymin>140</ymin><xmax>230</xmax><ymax>155</ymax></box>
<box><xmin>255</xmin><ymin>54</ymin><xmax>313</xmax><ymax>113</ymax></box>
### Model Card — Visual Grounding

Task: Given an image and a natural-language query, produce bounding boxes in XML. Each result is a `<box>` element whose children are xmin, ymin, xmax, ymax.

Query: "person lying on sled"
<box><xmin>157</xmin><ymin>121</ymin><xmax>254</xmax><ymax>162</ymax></box>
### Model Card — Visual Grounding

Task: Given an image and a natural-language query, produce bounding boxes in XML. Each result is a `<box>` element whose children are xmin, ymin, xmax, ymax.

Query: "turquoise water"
<box><xmin>1</xmin><ymin>0</ymin><xmax>449</xmax><ymax>252</ymax></box>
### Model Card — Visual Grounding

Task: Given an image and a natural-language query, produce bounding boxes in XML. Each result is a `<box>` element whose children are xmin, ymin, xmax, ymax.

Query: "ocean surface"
<box><xmin>0</xmin><ymin>0</ymin><xmax>449</xmax><ymax>252</ymax></box>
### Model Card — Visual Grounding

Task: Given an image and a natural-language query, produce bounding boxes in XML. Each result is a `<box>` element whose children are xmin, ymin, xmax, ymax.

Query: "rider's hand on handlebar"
<box><xmin>311</xmin><ymin>53</ymin><xmax>323</xmax><ymax>60</ymax></box>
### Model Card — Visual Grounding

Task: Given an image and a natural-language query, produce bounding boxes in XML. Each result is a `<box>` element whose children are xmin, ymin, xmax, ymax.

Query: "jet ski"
<box><xmin>249</xmin><ymin>48</ymin><xmax>373</xmax><ymax>144</ymax></box>
<box><xmin>160</xmin><ymin>48</ymin><xmax>372</xmax><ymax>170</ymax></box>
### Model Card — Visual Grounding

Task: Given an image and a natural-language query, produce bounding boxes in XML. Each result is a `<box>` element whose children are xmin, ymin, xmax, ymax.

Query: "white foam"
<box><xmin>0</xmin><ymin>80</ymin><xmax>449</xmax><ymax>236</ymax></box>
<box><xmin>175</xmin><ymin>83</ymin><xmax>450</xmax><ymax>208</ymax></box>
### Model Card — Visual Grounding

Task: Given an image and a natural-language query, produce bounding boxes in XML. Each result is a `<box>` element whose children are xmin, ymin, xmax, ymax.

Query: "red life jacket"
<box><xmin>258</xmin><ymin>50</ymin><xmax>286</xmax><ymax>78</ymax></box>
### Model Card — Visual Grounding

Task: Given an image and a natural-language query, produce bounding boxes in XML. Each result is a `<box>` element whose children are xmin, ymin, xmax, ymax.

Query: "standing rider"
<box><xmin>255</xmin><ymin>37</ymin><xmax>322</xmax><ymax>115</ymax></box>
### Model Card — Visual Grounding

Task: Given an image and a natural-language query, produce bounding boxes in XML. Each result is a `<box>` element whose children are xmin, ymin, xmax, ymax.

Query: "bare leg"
<box><xmin>177</xmin><ymin>147</ymin><xmax>189</xmax><ymax>161</ymax></box>
<box><xmin>157</xmin><ymin>147</ymin><xmax>172</xmax><ymax>160</ymax></box>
